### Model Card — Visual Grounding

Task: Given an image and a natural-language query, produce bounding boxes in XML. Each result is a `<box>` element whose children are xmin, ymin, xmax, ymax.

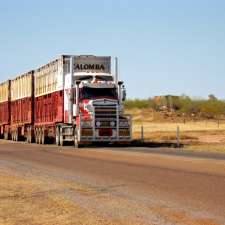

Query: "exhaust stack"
<box><xmin>68</xmin><ymin>56</ymin><xmax>74</xmax><ymax>123</ymax></box>
<box><xmin>75</xmin><ymin>80</ymin><xmax>81</xmax><ymax>117</ymax></box>
<box><xmin>118</xmin><ymin>81</ymin><xmax>123</xmax><ymax>104</ymax></box>
<box><xmin>115</xmin><ymin>57</ymin><xmax>118</xmax><ymax>84</ymax></box>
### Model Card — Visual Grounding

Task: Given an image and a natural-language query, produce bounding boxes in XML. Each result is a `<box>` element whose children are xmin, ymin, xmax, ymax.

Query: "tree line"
<box><xmin>124</xmin><ymin>95</ymin><xmax>225</xmax><ymax>119</ymax></box>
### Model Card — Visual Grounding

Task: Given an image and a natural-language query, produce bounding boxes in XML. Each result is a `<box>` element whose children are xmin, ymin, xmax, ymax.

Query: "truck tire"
<box><xmin>26</xmin><ymin>130</ymin><xmax>29</xmax><ymax>143</ymax></box>
<box><xmin>26</xmin><ymin>127</ymin><xmax>30</xmax><ymax>143</ymax></box>
<box><xmin>12</xmin><ymin>131</ymin><xmax>15</xmax><ymax>141</ymax></box>
<box><xmin>29</xmin><ymin>127</ymin><xmax>33</xmax><ymax>143</ymax></box>
<box><xmin>15</xmin><ymin>130</ymin><xmax>18</xmax><ymax>142</ymax></box>
<box><xmin>35</xmin><ymin>128</ymin><xmax>41</xmax><ymax>144</ymax></box>
<box><xmin>28</xmin><ymin>127</ymin><xmax>33</xmax><ymax>143</ymax></box>
<box><xmin>59</xmin><ymin>127</ymin><xmax>64</xmax><ymax>146</ymax></box>
<box><xmin>4</xmin><ymin>132</ymin><xmax>9</xmax><ymax>140</ymax></box>
<box><xmin>38</xmin><ymin>128</ymin><xmax>42</xmax><ymax>144</ymax></box>
<box><xmin>35</xmin><ymin>128</ymin><xmax>38</xmax><ymax>144</ymax></box>
<box><xmin>41</xmin><ymin>127</ymin><xmax>45</xmax><ymax>144</ymax></box>
<box><xmin>55</xmin><ymin>127</ymin><xmax>60</xmax><ymax>146</ymax></box>
<box><xmin>74</xmin><ymin>128</ymin><xmax>80</xmax><ymax>149</ymax></box>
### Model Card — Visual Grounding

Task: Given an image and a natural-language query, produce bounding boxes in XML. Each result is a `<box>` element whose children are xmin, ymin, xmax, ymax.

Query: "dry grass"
<box><xmin>133</xmin><ymin>121</ymin><xmax>225</xmax><ymax>141</ymax></box>
<box><xmin>184</xmin><ymin>144</ymin><xmax>225</xmax><ymax>153</ymax></box>
<box><xmin>133</xmin><ymin>121</ymin><xmax>225</xmax><ymax>133</ymax></box>
<box><xmin>133</xmin><ymin>131</ymin><xmax>198</xmax><ymax>142</ymax></box>
<box><xmin>133</xmin><ymin>124</ymin><xmax>225</xmax><ymax>153</ymax></box>
<box><xmin>129</xmin><ymin>109</ymin><xmax>225</xmax><ymax>152</ymax></box>
<box><xmin>149</xmin><ymin>206</ymin><xmax>221</xmax><ymax>225</ymax></box>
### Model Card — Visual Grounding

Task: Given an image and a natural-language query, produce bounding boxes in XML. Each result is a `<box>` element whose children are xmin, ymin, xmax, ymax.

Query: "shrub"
<box><xmin>124</xmin><ymin>95</ymin><xmax>225</xmax><ymax>119</ymax></box>
<box><xmin>124</xmin><ymin>99</ymin><xmax>151</xmax><ymax>109</ymax></box>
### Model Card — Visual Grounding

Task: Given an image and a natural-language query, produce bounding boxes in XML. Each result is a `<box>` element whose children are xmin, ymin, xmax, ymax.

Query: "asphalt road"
<box><xmin>0</xmin><ymin>140</ymin><xmax>225</xmax><ymax>224</ymax></box>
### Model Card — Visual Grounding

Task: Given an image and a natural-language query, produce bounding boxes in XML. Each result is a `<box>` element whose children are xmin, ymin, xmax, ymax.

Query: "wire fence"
<box><xmin>133</xmin><ymin>120</ymin><xmax>225</xmax><ymax>147</ymax></box>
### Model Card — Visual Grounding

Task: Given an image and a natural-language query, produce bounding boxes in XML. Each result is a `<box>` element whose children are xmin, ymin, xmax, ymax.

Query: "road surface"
<box><xmin>0</xmin><ymin>140</ymin><xmax>225</xmax><ymax>225</ymax></box>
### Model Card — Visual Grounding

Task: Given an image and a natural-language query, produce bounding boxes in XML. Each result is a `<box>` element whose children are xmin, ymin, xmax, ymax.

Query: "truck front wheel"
<box><xmin>59</xmin><ymin>127</ymin><xmax>64</xmax><ymax>146</ymax></box>
<box><xmin>55</xmin><ymin>127</ymin><xmax>60</xmax><ymax>146</ymax></box>
<box><xmin>74</xmin><ymin>128</ymin><xmax>80</xmax><ymax>149</ymax></box>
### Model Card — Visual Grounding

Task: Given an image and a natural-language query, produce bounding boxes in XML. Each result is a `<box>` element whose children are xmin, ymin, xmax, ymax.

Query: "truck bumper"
<box><xmin>80</xmin><ymin>136</ymin><xmax>131</xmax><ymax>142</ymax></box>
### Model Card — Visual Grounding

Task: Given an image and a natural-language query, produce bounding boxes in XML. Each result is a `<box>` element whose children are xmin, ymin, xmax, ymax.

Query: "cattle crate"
<box><xmin>10</xmin><ymin>71</ymin><xmax>34</xmax><ymax>140</ymax></box>
<box><xmin>34</xmin><ymin>56</ymin><xmax>67</xmax><ymax>126</ymax></box>
<box><xmin>0</xmin><ymin>80</ymin><xmax>11</xmax><ymax>138</ymax></box>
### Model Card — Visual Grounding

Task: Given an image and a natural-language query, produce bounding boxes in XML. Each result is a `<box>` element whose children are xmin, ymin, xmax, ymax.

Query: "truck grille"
<box><xmin>94</xmin><ymin>106</ymin><xmax>117</xmax><ymax>119</ymax></box>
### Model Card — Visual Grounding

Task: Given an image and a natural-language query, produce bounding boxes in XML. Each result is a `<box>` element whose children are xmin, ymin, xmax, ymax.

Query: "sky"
<box><xmin>0</xmin><ymin>0</ymin><xmax>225</xmax><ymax>99</ymax></box>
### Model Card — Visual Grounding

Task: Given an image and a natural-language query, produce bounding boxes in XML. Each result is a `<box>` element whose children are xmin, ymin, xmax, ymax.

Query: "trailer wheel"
<box><xmin>35</xmin><ymin>128</ymin><xmax>41</xmax><ymax>144</ymax></box>
<box><xmin>4</xmin><ymin>132</ymin><xmax>9</xmax><ymax>140</ymax></box>
<box><xmin>41</xmin><ymin>127</ymin><xmax>45</xmax><ymax>144</ymax></box>
<box><xmin>15</xmin><ymin>130</ymin><xmax>18</xmax><ymax>142</ymax></box>
<box><xmin>29</xmin><ymin>127</ymin><xmax>33</xmax><ymax>143</ymax></box>
<box><xmin>74</xmin><ymin>128</ymin><xmax>80</xmax><ymax>149</ymax></box>
<box><xmin>59</xmin><ymin>127</ymin><xmax>64</xmax><ymax>146</ymax></box>
<box><xmin>28</xmin><ymin>127</ymin><xmax>33</xmax><ymax>143</ymax></box>
<box><xmin>55</xmin><ymin>127</ymin><xmax>60</xmax><ymax>146</ymax></box>
<box><xmin>26</xmin><ymin>127</ymin><xmax>31</xmax><ymax>143</ymax></box>
<box><xmin>35</xmin><ymin>129</ymin><xmax>38</xmax><ymax>144</ymax></box>
<box><xmin>13</xmin><ymin>131</ymin><xmax>16</xmax><ymax>141</ymax></box>
<box><xmin>26</xmin><ymin>129</ymin><xmax>29</xmax><ymax>143</ymax></box>
<box><xmin>12</xmin><ymin>131</ymin><xmax>14</xmax><ymax>141</ymax></box>
<box><xmin>38</xmin><ymin>128</ymin><xmax>42</xmax><ymax>144</ymax></box>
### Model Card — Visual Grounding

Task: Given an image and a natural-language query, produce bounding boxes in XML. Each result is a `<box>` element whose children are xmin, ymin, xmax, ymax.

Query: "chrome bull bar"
<box><xmin>78</xmin><ymin>105</ymin><xmax>132</xmax><ymax>142</ymax></box>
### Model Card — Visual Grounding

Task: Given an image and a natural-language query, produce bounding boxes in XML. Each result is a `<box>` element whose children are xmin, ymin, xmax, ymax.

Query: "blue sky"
<box><xmin>0</xmin><ymin>0</ymin><xmax>225</xmax><ymax>99</ymax></box>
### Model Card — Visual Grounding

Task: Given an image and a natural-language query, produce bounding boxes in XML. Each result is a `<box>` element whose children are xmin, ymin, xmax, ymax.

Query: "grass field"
<box><xmin>128</xmin><ymin>109</ymin><xmax>225</xmax><ymax>152</ymax></box>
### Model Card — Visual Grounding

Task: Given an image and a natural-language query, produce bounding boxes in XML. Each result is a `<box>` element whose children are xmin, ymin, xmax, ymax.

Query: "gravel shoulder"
<box><xmin>0</xmin><ymin>141</ymin><xmax>225</xmax><ymax>225</ymax></box>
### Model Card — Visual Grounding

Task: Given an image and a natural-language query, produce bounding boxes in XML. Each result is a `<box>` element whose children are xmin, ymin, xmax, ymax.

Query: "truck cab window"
<box><xmin>81</xmin><ymin>87</ymin><xmax>117</xmax><ymax>99</ymax></box>
<box><xmin>95</xmin><ymin>76</ymin><xmax>113</xmax><ymax>81</ymax></box>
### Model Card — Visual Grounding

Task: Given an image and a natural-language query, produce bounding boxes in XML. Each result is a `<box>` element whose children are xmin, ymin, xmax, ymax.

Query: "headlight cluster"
<box><xmin>110</xmin><ymin>121</ymin><xmax>116</xmax><ymax>127</ymax></box>
<box><xmin>96</xmin><ymin>121</ymin><xmax>101</xmax><ymax>127</ymax></box>
<box><xmin>119</xmin><ymin>121</ymin><xmax>129</xmax><ymax>127</ymax></box>
<box><xmin>95</xmin><ymin>121</ymin><xmax>116</xmax><ymax>127</ymax></box>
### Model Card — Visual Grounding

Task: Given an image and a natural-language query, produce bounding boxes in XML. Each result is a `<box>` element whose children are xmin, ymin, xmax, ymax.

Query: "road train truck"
<box><xmin>0</xmin><ymin>55</ymin><xmax>132</xmax><ymax>147</ymax></box>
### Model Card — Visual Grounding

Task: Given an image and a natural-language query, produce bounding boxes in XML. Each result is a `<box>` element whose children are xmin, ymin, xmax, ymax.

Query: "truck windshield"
<box><xmin>95</xmin><ymin>75</ymin><xmax>113</xmax><ymax>81</ymax></box>
<box><xmin>81</xmin><ymin>87</ymin><xmax>117</xmax><ymax>99</ymax></box>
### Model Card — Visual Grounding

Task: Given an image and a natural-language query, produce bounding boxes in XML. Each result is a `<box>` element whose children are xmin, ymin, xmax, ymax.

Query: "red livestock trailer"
<box><xmin>33</xmin><ymin>57</ymin><xmax>65</xmax><ymax>144</ymax></box>
<box><xmin>10</xmin><ymin>71</ymin><xmax>34</xmax><ymax>142</ymax></box>
<box><xmin>0</xmin><ymin>80</ymin><xmax>11</xmax><ymax>139</ymax></box>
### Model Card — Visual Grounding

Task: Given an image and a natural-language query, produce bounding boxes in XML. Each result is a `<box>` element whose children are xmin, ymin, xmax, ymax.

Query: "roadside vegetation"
<box><xmin>125</xmin><ymin>95</ymin><xmax>225</xmax><ymax>152</ymax></box>
<box><xmin>124</xmin><ymin>94</ymin><xmax>225</xmax><ymax>119</ymax></box>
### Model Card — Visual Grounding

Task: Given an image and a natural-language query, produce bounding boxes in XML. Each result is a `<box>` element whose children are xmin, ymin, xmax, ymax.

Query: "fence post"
<box><xmin>218</xmin><ymin>120</ymin><xmax>220</xmax><ymax>128</ymax></box>
<box><xmin>176</xmin><ymin>126</ymin><xmax>180</xmax><ymax>148</ymax></box>
<box><xmin>141</xmin><ymin>125</ymin><xmax>144</xmax><ymax>141</ymax></box>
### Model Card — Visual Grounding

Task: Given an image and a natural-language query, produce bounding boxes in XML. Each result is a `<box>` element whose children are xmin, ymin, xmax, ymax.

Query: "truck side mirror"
<box><xmin>122</xmin><ymin>85</ymin><xmax>126</xmax><ymax>101</ymax></box>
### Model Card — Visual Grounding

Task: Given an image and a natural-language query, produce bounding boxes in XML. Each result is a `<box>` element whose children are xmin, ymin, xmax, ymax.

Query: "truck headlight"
<box><xmin>110</xmin><ymin>121</ymin><xmax>116</xmax><ymax>127</ymax></box>
<box><xmin>96</xmin><ymin>121</ymin><xmax>101</xmax><ymax>127</ymax></box>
